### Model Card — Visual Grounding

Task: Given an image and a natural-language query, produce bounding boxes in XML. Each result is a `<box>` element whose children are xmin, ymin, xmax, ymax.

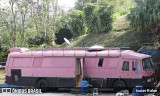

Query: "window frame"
<box><xmin>132</xmin><ymin>61</ymin><xmax>136</xmax><ymax>71</ymax></box>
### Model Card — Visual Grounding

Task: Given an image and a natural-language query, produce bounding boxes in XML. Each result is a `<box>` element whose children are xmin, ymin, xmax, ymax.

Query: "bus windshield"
<box><xmin>142</xmin><ymin>58</ymin><xmax>154</xmax><ymax>70</ymax></box>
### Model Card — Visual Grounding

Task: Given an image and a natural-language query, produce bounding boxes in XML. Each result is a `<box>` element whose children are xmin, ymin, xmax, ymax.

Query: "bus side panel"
<box><xmin>32</xmin><ymin>68</ymin><xmax>75</xmax><ymax>77</ymax></box>
<box><xmin>83</xmin><ymin>57</ymin><xmax>120</xmax><ymax>88</ymax></box>
<box><xmin>6</xmin><ymin>57</ymin><xmax>76</xmax><ymax>87</ymax></box>
<box><xmin>84</xmin><ymin>57</ymin><xmax>119</xmax><ymax>78</ymax></box>
<box><xmin>32</xmin><ymin>57</ymin><xmax>76</xmax><ymax>77</ymax></box>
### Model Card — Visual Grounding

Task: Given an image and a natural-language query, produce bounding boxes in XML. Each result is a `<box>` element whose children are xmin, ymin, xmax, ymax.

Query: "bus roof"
<box><xmin>8</xmin><ymin>48</ymin><xmax>150</xmax><ymax>59</ymax></box>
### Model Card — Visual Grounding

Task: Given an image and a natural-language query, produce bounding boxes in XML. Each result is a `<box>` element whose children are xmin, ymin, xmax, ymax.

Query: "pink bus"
<box><xmin>5</xmin><ymin>47</ymin><xmax>157</xmax><ymax>90</ymax></box>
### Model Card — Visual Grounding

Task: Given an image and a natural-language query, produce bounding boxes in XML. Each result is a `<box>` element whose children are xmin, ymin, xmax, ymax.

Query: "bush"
<box><xmin>67</xmin><ymin>10</ymin><xmax>86</xmax><ymax>36</ymax></box>
<box><xmin>56</xmin><ymin>2</ymin><xmax>113</xmax><ymax>37</ymax></box>
<box><xmin>28</xmin><ymin>36</ymin><xmax>45</xmax><ymax>46</ymax></box>
<box><xmin>0</xmin><ymin>47</ymin><xmax>8</xmax><ymax>63</ymax></box>
<box><xmin>55</xmin><ymin>10</ymin><xmax>85</xmax><ymax>37</ymax></box>
<box><xmin>84</xmin><ymin>3</ymin><xmax>113</xmax><ymax>33</ymax></box>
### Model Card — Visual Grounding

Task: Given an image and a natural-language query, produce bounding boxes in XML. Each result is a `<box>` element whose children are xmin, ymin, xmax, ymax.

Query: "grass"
<box><xmin>0</xmin><ymin>69</ymin><xmax>5</xmax><ymax>84</ymax></box>
<box><xmin>112</xmin><ymin>15</ymin><xmax>130</xmax><ymax>31</ymax></box>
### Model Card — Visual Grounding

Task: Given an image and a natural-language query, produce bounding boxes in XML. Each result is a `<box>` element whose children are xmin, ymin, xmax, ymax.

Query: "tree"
<box><xmin>55</xmin><ymin>10</ymin><xmax>86</xmax><ymax>37</ymax></box>
<box><xmin>74</xmin><ymin>0</ymin><xmax>96</xmax><ymax>10</ymax></box>
<box><xmin>67</xmin><ymin>10</ymin><xmax>86</xmax><ymax>36</ymax></box>
<box><xmin>16</xmin><ymin>0</ymin><xmax>29</xmax><ymax>47</ymax></box>
<box><xmin>128</xmin><ymin>0</ymin><xmax>160</xmax><ymax>46</ymax></box>
<box><xmin>0</xmin><ymin>0</ymin><xmax>20</xmax><ymax>47</ymax></box>
<box><xmin>84</xmin><ymin>3</ymin><xmax>113</xmax><ymax>33</ymax></box>
<box><xmin>0</xmin><ymin>0</ymin><xmax>31</xmax><ymax>47</ymax></box>
<box><xmin>0</xmin><ymin>0</ymin><xmax>60</xmax><ymax>48</ymax></box>
<box><xmin>26</xmin><ymin>0</ymin><xmax>58</xmax><ymax>47</ymax></box>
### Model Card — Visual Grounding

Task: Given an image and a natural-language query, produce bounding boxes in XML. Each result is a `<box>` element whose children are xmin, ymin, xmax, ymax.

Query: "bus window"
<box><xmin>133</xmin><ymin>61</ymin><xmax>141</xmax><ymax>71</ymax></box>
<box><xmin>122</xmin><ymin>61</ymin><xmax>129</xmax><ymax>71</ymax></box>
<box><xmin>142</xmin><ymin>58</ymin><xmax>154</xmax><ymax>70</ymax></box>
<box><xmin>98</xmin><ymin>58</ymin><xmax>104</xmax><ymax>67</ymax></box>
<box><xmin>136</xmin><ymin>61</ymin><xmax>141</xmax><ymax>71</ymax></box>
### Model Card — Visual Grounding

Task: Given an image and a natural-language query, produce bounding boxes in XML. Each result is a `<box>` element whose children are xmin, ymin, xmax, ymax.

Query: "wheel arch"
<box><xmin>35</xmin><ymin>78</ymin><xmax>49</xmax><ymax>86</ymax></box>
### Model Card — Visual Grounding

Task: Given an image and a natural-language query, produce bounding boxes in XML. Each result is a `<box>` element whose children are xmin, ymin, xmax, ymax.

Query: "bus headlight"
<box><xmin>147</xmin><ymin>78</ymin><xmax>152</xmax><ymax>82</ymax></box>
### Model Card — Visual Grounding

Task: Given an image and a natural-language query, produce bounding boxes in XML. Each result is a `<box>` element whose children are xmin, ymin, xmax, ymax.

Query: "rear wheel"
<box><xmin>113</xmin><ymin>80</ymin><xmax>126</xmax><ymax>92</ymax></box>
<box><xmin>36</xmin><ymin>79</ymin><xmax>49</xmax><ymax>92</ymax></box>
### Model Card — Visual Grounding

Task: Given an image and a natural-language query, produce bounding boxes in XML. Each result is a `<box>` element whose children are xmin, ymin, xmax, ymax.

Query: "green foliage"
<box><xmin>75</xmin><ymin>0</ymin><xmax>97</xmax><ymax>10</ymax></box>
<box><xmin>97</xmin><ymin>0</ymin><xmax>136</xmax><ymax>19</ymax></box>
<box><xmin>84</xmin><ymin>3</ymin><xmax>113</xmax><ymax>33</ymax></box>
<box><xmin>55</xmin><ymin>10</ymin><xmax>86</xmax><ymax>37</ymax></box>
<box><xmin>28</xmin><ymin>36</ymin><xmax>44</xmax><ymax>46</ymax></box>
<box><xmin>128</xmin><ymin>0</ymin><xmax>160</xmax><ymax>45</ymax></box>
<box><xmin>67</xmin><ymin>10</ymin><xmax>86</xmax><ymax>36</ymax></box>
<box><xmin>27</xmin><ymin>33</ymin><xmax>52</xmax><ymax>47</ymax></box>
<box><xmin>128</xmin><ymin>0</ymin><xmax>160</xmax><ymax>31</ymax></box>
<box><xmin>0</xmin><ymin>0</ymin><xmax>55</xmax><ymax>48</ymax></box>
<box><xmin>57</xmin><ymin>3</ymin><xmax>113</xmax><ymax>35</ymax></box>
<box><xmin>0</xmin><ymin>28</ymin><xmax>12</xmax><ymax>48</ymax></box>
<box><xmin>0</xmin><ymin>48</ymin><xmax>8</xmax><ymax>62</ymax></box>
<box><xmin>55</xmin><ymin>12</ymin><xmax>68</xmax><ymax>32</ymax></box>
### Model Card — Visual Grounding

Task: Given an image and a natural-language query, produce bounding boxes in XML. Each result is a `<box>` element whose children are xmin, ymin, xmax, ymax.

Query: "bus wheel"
<box><xmin>36</xmin><ymin>79</ymin><xmax>49</xmax><ymax>92</ymax></box>
<box><xmin>113</xmin><ymin>80</ymin><xmax>126</xmax><ymax>92</ymax></box>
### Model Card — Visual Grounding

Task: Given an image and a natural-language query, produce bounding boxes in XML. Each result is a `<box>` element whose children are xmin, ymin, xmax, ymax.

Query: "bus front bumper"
<box><xmin>143</xmin><ymin>81</ymin><xmax>157</xmax><ymax>88</ymax></box>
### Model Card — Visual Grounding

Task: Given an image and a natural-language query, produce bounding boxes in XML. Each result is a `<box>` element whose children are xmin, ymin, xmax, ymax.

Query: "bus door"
<box><xmin>131</xmin><ymin>60</ymin><xmax>142</xmax><ymax>86</ymax></box>
<box><xmin>131</xmin><ymin>60</ymin><xmax>142</xmax><ymax>78</ymax></box>
<box><xmin>75</xmin><ymin>58</ymin><xmax>84</xmax><ymax>87</ymax></box>
<box><xmin>120</xmin><ymin>60</ymin><xmax>131</xmax><ymax>78</ymax></box>
<box><xmin>119</xmin><ymin>59</ymin><xmax>133</xmax><ymax>87</ymax></box>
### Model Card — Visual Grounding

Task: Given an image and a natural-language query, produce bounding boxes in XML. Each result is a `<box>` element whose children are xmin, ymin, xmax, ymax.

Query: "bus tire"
<box><xmin>36</xmin><ymin>79</ymin><xmax>49</xmax><ymax>92</ymax></box>
<box><xmin>113</xmin><ymin>80</ymin><xmax>126</xmax><ymax>92</ymax></box>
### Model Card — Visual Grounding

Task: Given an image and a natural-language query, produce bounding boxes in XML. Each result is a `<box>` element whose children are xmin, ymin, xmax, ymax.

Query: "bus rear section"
<box><xmin>5</xmin><ymin>56</ymin><xmax>84</xmax><ymax>88</ymax></box>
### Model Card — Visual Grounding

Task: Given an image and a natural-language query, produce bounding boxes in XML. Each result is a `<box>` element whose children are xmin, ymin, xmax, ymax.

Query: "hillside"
<box><xmin>60</xmin><ymin>15</ymin><xmax>151</xmax><ymax>50</ymax></box>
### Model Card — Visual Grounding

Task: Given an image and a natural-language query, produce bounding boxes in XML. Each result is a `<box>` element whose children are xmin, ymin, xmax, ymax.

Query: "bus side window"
<box><xmin>122</xmin><ymin>61</ymin><xmax>129</xmax><ymax>71</ymax></box>
<box><xmin>136</xmin><ymin>61</ymin><xmax>141</xmax><ymax>72</ymax></box>
<box><xmin>98</xmin><ymin>58</ymin><xmax>104</xmax><ymax>67</ymax></box>
<box><xmin>133</xmin><ymin>61</ymin><xmax>141</xmax><ymax>71</ymax></box>
<box><xmin>132</xmin><ymin>61</ymin><xmax>136</xmax><ymax>71</ymax></box>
